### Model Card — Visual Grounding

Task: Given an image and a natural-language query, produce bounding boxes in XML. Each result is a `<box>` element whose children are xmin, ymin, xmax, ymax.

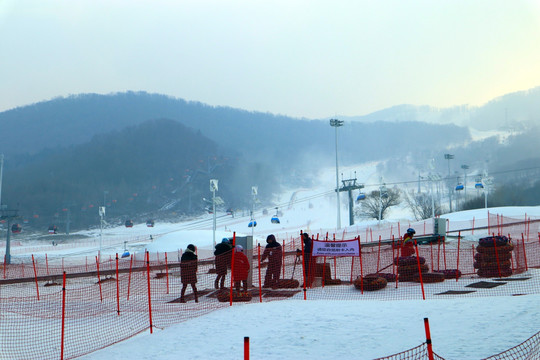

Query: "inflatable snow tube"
<box><xmin>365</xmin><ymin>273</ymin><xmax>397</xmax><ymax>282</ymax></box>
<box><xmin>412</xmin><ymin>272</ymin><xmax>445</xmax><ymax>283</ymax></box>
<box><xmin>476</xmin><ymin>243</ymin><xmax>514</xmax><ymax>254</ymax></box>
<box><xmin>354</xmin><ymin>275</ymin><xmax>388</xmax><ymax>291</ymax></box>
<box><xmin>393</xmin><ymin>256</ymin><xmax>426</xmax><ymax>266</ymax></box>
<box><xmin>217</xmin><ymin>291</ymin><xmax>253</xmax><ymax>302</ymax></box>
<box><xmin>478</xmin><ymin>236</ymin><xmax>509</xmax><ymax>247</ymax></box>
<box><xmin>273</xmin><ymin>279</ymin><xmax>300</xmax><ymax>288</ymax></box>
<box><xmin>398</xmin><ymin>263</ymin><xmax>429</xmax><ymax>274</ymax></box>
<box><xmin>478</xmin><ymin>260</ymin><xmax>511</xmax><ymax>270</ymax></box>
<box><xmin>475</xmin><ymin>252</ymin><xmax>512</xmax><ymax>262</ymax></box>
<box><xmin>433</xmin><ymin>269</ymin><xmax>462</xmax><ymax>279</ymax></box>
<box><xmin>477</xmin><ymin>267</ymin><xmax>513</xmax><ymax>278</ymax></box>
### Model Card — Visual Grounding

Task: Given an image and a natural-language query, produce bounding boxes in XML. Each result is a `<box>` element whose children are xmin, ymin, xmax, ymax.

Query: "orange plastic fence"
<box><xmin>1</xmin><ymin>225</ymin><xmax>540</xmax><ymax>359</ymax></box>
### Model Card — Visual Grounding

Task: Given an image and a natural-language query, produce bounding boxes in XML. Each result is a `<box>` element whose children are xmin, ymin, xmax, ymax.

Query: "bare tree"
<box><xmin>356</xmin><ymin>188</ymin><xmax>401</xmax><ymax>220</ymax></box>
<box><xmin>405</xmin><ymin>191</ymin><xmax>441</xmax><ymax>220</ymax></box>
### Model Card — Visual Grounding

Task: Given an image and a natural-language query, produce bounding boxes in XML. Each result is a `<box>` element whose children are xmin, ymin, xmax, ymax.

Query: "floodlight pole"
<box><xmin>461</xmin><ymin>165</ymin><xmax>469</xmax><ymax>197</ymax></box>
<box><xmin>378</xmin><ymin>180</ymin><xmax>387</xmax><ymax>225</ymax></box>
<box><xmin>251</xmin><ymin>186</ymin><xmax>257</xmax><ymax>240</ymax></box>
<box><xmin>444</xmin><ymin>154</ymin><xmax>454</xmax><ymax>212</ymax></box>
<box><xmin>330</xmin><ymin>119</ymin><xmax>344</xmax><ymax>230</ymax></box>
<box><xmin>99</xmin><ymin>206</ymin><xmax>105</xmax><ymax>261</ymax></box>
<box><xmin>0</xmin><ymin>154</ymin><xmax>4</xmax><ymax>207</ymax></box>
<box><xmin>210</xmin><ymin>179</ymin><xmax>218</xmax><ymax>249</ymax></box>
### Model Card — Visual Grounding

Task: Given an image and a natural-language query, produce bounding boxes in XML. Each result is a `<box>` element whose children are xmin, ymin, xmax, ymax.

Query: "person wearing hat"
<box><xmin>180</xmin><ymin>244</ymin><xmax>198</xmax><ymax>303</ymax></box>
<box><xmin>400</xmin><ymin>228</ymin><xmax>416</xmax><ymax>257</ymax></box>
<box><xmin>302</xmin><ymin>232</ymin><xmax>314</xmax><ymax>287</ymax></box>
<box><xmin>232</xmin><ymin>245</ymin><xmax>250</xmax><ymax>293</ymax></box>
<box><xmin>261</xmin><ymin>234</ymin><xmax>283</xmax><ymax>288</ymax></box>
<box><xmin>214</xmin><ymin>238</ymin><xmax>233</xmax><ymax>289</ymax></box>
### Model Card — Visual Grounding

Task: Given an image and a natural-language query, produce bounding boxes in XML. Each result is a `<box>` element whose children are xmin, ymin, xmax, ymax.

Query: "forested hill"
<box><xmin>2</xmin><ymin>119</ymin><xmax>279</xmax><ymax>229</ymax></box>
<box><xmin>0</xmin><ymin>91</ymin><xmax>470</xmax><ymax>168</ymax></box>
<box><xmin>0</xmin><ymin>92</ymin><xmax>474</xmax><ymax>230</ymax></box>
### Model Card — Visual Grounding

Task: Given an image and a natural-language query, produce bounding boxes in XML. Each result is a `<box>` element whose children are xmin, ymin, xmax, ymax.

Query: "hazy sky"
<box><xmin>1</xmin><ymin>0</ymin><xmax>540</xmax><ymax>119</ymax></box>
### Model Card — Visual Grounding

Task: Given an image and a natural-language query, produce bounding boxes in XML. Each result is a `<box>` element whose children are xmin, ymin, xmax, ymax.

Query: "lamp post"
<box><xmin>444</xmin><ymin>154</ymin><xmax>454</xmax><ymax>212</ymax></box>
<box><xmin>251</xmin><ymin>186</ymin><xmax>258</xmax><ymax>239</ymax></box>
<box><xmin>0</xmin><ymin>154</ymin><xmax>4</xmax><ymax>207</ymax></box>
<box><xmin>330</xmin><ymin>119</ymin><xmax>344</xmax><ymax>230</ymax></box>
<box><xmin>461</xmin><ymin>164</ymin><xmax>469</xmax><ymax>197</ymax></box>
<box><xmin>378</xmin><ymin>178</ymin><xmax>387</xmax><ymax>225</ymax></box>
<box><xmin>98</xmin><ymin>206</ymin><xmax>105</xmax><ymax>261</ymax></box>
<box><xmin>210</xmin><ymin>179</ymin><xmax>218</xmax><ymax>248</ymax></box>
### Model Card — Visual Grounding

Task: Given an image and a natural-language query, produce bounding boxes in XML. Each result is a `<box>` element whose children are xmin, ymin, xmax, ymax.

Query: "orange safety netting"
<box><xmin>1</xmin><ymin>223</ymin><xmax>540</xmax><ymax>359</ymax></box>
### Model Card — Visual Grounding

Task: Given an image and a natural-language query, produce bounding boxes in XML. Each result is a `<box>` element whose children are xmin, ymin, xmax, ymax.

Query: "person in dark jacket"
<box><xmin>214</xmin><ymin>238</ymin><xmax>232</xmax><ymax>289</ymax></box>
<box><xmin>261</xmin><ymin>234</ymin><xmax>282</xmax><ymax>288</ymax></box>
<box><xmin>180</xmin><ymin>244</ymin><xmax>198</xmax><ymax>303</ymax></box>
<box><xmin>302</xmin><ymin>232</ymin><xmax>314</xmax><ymax>287</ymax></box>
<box><xmin>233</xmin><ymin>245</ymin><xmax>250</xmax><ymax>293</ymax></box>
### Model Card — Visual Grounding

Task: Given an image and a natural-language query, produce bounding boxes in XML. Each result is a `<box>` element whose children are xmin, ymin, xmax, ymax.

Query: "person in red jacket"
<box><xmin>261</xmin><ymin>234</ymin><xmax>283</xmax><ymax>288</ymax></box>
<box><xmin>233</xmin><ymin>245</ymin><xmax>250</xmax><ymax>293</ymax></box>
<box><xmin>400</xmin><ymin>228</ymin><xmax>416</xmax><ymax>257</ymax></box>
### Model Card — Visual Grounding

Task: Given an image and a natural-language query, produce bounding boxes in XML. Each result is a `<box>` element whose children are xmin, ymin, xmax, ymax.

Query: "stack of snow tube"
<box><xmin>394</xmin><ymin>256</ymin><xmax>429</xmax><ymax>282</ymax></box>
<box><xmin>474</xmin><ymin>235</ymin><xmax>513</xmax><ymax>278</ymax></box>
<box><xmin>353</xmin><ymin>275</ymin><xmax>388</xmax><ymax>291</ymax></box>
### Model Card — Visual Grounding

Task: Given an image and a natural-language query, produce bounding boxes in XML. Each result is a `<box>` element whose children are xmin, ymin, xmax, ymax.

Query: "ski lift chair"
<box><xmin>356</xmin><ymin>193</ymin><xmax>366</xmax><ymax>201</ymax></box>
<box><xmin>455</xmin><ymin>184</ymin><xmax>464</xmax><ymax>191</ymax></box>
<box><xmin>125</xmin><ymin>220</ymin><xmax>133</xmax><ymax>228</ymax></box>
<box><xmin>248</xmin><ymin>220</ymin><xmax>257</xmax><ymax>228</ymax></box>
<box><xmin>271</xmin><ymin>208</ymin><xmax>281</xmax><ymax>224</ymax></box>
<box><xmin>11</xmin><ymin>223</ymin><xmax>22</xmax><ymax>234</ymax></box>
<box><xmin>475</xmin><ymin>183</ymin><xmax>484</xmax><ymax>189</ymax></box>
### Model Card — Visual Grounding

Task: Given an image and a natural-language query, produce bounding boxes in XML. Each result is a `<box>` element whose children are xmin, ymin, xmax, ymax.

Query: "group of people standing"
<box><xmin>178</xmin><ymin>232</ymin><xmax>316</xmax><ymax>302</ymax></box>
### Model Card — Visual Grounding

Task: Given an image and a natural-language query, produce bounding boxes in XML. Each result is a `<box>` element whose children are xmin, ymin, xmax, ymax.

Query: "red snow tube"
<box><xmin>354</xmin><ymin>275</ymin><xmax>388</xmax><ymax>291</ymax></box>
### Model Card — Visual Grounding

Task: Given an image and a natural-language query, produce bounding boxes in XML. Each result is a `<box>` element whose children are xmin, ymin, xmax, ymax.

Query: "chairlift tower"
<box><xmin>1</xmin><ymin>207</ymin><xmax>19</xmax><ymax>265</ymax></box>
<box><xmin>444</xmin><ymin>154</ymin><xmax>454</xmax><ymax>212</ymax></box>
<box><xmin>338</xmin><ymin>172</ymin><xmax>364</xmax><ymax>226</ymax></box>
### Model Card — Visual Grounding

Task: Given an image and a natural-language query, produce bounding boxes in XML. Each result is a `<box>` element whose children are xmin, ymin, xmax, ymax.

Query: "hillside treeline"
<box><xmin>2</xmin><ymin>119</ymin><xmax>279</xmax><ymax>230</ymax></box>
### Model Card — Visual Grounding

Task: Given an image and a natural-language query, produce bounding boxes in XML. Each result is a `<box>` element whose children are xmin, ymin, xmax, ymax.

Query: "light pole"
<box><xmin>251</xmin><ymin>186</ymin><xmax>257</xmax><ymax>239</ymax></box>
<box><xmin>210</xmin><ymin>179</ymin><xmax>218</xmax><ymax>248</ymax></box>
<box><xmin>378</xmin><ymin>179</ymin><xmax>387</xmax><ymax>225</ymax></box>
<box><xmin>444</xmin><ymin>154</ymin><xmax>454</xmax><ymax>212</ymax></box>
<box><xmin>0</xmin><ymin>154</ymin><xmax>4</xmax><ymax>207</ymax></box>
<box><xmin>99</xmin><ymin>206</ymin><xmax>105</xmax><ymax>261</ymax></box>
<box><xmin>461</xmin><ymin>164</ymin><xmax>469</xmax><ymax>197</ymax></box>
<box><xmin>330</xmin><ymin>119</ymin><xmax>343</xmax><ymax>229</ymax></box>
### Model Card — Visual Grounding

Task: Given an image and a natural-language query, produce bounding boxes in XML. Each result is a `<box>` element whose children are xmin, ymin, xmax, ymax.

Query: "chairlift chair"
<box><xmin>271</xmin><ymin>207</ymin><xmax>281</xmax><ymax>224</ymax></box>
<box><xmin>356</xmin><ymin>193</ymin><xmax>366</xmax><ymax>201</ymax></box>
<box><xmin>475</xmin><ymin>183</ymin><xmax>484</xmax><ymax>189</ymax></box>
<box><xmin>125</xmin><ymin>220</ymin><xmax>133</xmax><ymax>228</ymax></box>
<box><xmin>248</xmin><ymin>220</ymin><xmax>257</xmax><ymax>228</ymax></box>
<box><xmin>48</xmin><ymin>225</ymin><xmax>57</xmax><ymax>234</ymax></box>
<box><xmin>146</xmin><ymin>219</ymin><xmax>154</xmax><ymax>227</ymax></box>
<box><xmin>455</xmin><ymin>184</ymin><xmax>464</xmax><ymax>191</ymax></box>
<box><xmin>121</xmin><ymin>241</ymin><xmax>130</xmax><ymax>258</ymax></box>
<box><xmin>11</xmin><ymin>223</ymin><xmax>22</xmax><ymax>234</ymax></box>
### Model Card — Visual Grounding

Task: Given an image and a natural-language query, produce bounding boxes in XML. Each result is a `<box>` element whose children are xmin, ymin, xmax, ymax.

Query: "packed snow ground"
<box><xmin>5</xmin><ymin>162</ymin><xmax>540</xmax><ymax>360</ymax></box>
<box><xmin>76</xmin><ymin>205</ymin><xmax>540</xmax><ymax>360</ymax></box>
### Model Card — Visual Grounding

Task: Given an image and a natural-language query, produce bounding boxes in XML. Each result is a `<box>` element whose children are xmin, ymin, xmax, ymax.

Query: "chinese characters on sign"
<box><xmin>312</xmin><ymin>240</ymin><xmax>360</xmax><ymax>257</ymax></box>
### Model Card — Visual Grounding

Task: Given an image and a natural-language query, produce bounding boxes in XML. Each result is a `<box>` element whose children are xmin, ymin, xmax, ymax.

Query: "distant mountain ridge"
<box><xmin>338</xmin><ymin>86</ymin><xmax>540</xmax><ymax>131</ymax></box>
<box><xmin>1</xmin><ymin>90</ymin><xmax>539</xmax><ymax>230</ymax></box>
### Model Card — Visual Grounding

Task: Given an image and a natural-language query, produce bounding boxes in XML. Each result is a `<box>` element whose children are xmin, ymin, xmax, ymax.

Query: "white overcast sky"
<box><xmin>1</xmin><ymin>0</ymin><xmax>540</xmax><ymax>119</ymax></box>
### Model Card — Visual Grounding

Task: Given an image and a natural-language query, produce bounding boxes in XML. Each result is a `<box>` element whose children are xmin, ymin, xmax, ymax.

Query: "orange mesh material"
<box><xmin>1</xmin><ymin>218</ymin><xmax>540</xmax><ymax>359</ymax></box>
